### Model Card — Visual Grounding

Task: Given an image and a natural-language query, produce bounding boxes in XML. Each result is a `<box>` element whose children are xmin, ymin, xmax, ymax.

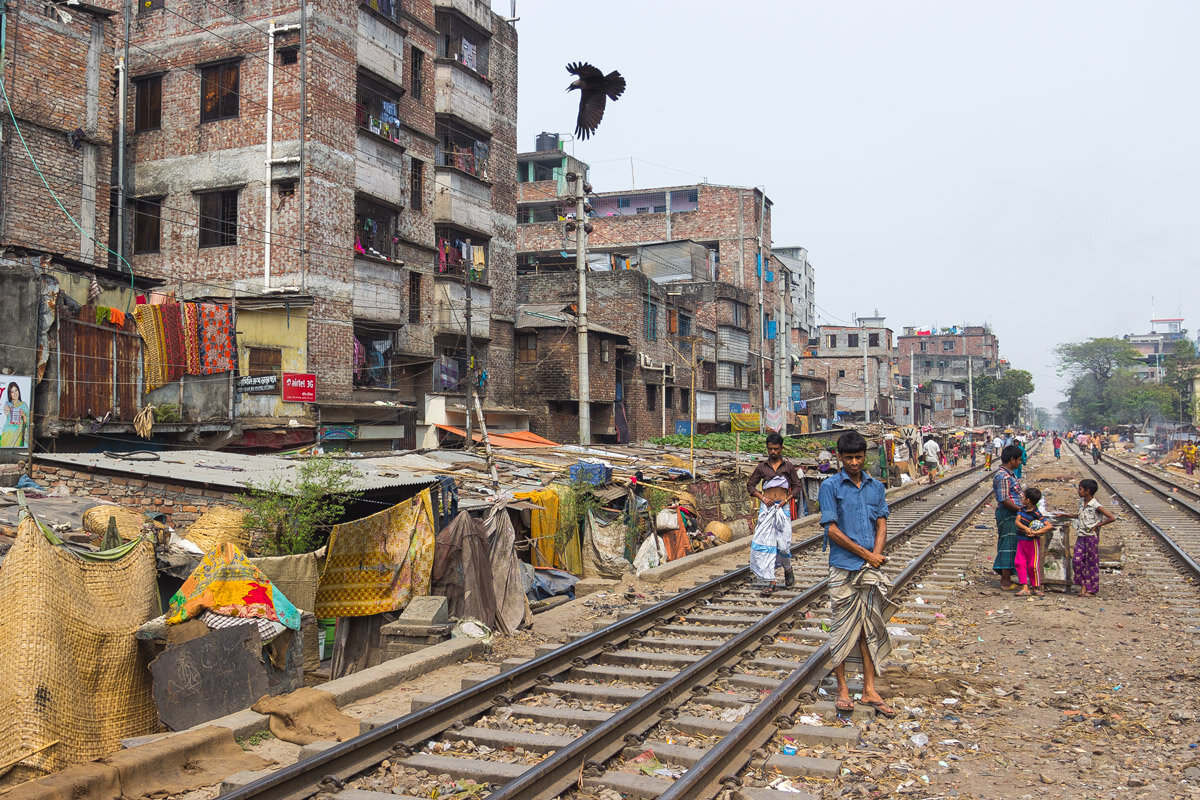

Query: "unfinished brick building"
<box><xmin>515</xmin><ymin>142</ymin><xmax>793</xmax><ymax>440</ymax></box>
<box><xmin>123</xmin><ymin>0</ymin><xmax>517</xmax><ymax>448</ymax></box>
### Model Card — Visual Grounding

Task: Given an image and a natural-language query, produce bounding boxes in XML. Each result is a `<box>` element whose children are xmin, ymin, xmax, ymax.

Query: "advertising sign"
<box><xmin>0</xmin><ymin>375</ymin><xmax>32</xmax><ymax>449</ymax></box>
<box><xmin>282</xmin><ymin>373</ymin><xmax>317</xmax><ymax>403</ymax></box>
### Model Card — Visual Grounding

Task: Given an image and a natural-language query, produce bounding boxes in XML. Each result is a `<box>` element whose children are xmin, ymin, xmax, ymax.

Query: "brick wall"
<box><xmin>1</xmin><ymin>0</ymin><xmax>116</xmax><ymax>265</ymax></box>
<box><xmin>33</xmin><ymin>464</ymin><xmax>238</xmax><ymax>528</ymax></box>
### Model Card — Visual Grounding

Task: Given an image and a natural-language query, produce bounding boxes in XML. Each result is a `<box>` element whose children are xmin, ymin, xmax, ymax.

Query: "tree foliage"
<box><xmin>241</xmin><ymin>455</ymin><xmax>362</xmax><ymax>555</ymax></box>
<box><xmin>1055</xmin><ymin>336</ymin><xmax>1180</xmax><ymax>430</ymax></box>
<box><xmin>972</xmin><ymin>370</ymin><xmax>1035</xmax><ymax>425</ymax></box>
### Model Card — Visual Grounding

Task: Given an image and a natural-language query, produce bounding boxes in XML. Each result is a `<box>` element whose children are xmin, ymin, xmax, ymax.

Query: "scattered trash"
<box><xmin>1111</xmin><ymin>684</ymin><xmax>1123</xmax><ymax>692</ymax></box>
<box><xmin>719</xmin><ymin>704</ymin><xmax>751</xmax><ymax>722</ymax></box>
<box><xmin>769</xmin><ymin>777</ymin><xmax>806</xmax><ymax>793</ymax></box>
<box><xmin>798</xmin><ymin>714</ymin><xmax>823</xmax><ymax>726</ymax></box>
<box><xmin>942</xmin><ymin>698</ymin><xmax>959</xmax><ymax>705</ymax></box>
<box><xmin>910</xmin><ymin>733</ymin><xmax>930</xmax><ymax>747</ymax></box>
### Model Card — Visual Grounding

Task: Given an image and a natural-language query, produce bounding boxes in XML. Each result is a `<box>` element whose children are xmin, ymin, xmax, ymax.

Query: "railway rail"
<box><xmin>223</xmin><ymin>457</ymin><xmax>1012</xmax><ymax>800</ymax></box>
<box><xmin>1067</xmin><ymin>445</ymin><xmax>1200</xmax><ymax>581</ymax></box>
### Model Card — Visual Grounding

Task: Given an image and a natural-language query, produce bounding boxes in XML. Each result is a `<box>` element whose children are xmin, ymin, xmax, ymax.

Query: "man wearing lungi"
<box><xmin>747</xmin><ymin>431</ymin><xmax>803</xmax><ymax>596</ymax></box>
<box><xmin>818</xmin><ymin>430</ymin><xmax>897</xmax><ymax>717</ymax></box>
<box><xmin>993</xmin><ymin>444</ymin><xmax>1025</xmax><ymax>591</ymax></box>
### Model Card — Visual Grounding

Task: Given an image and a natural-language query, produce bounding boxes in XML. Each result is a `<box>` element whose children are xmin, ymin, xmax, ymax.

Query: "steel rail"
<box><xmin>220</xmin><ymin>465</ymin><xmax>985</xmax><ymax>800</ymax></box>
<box><xmin>1069</xmin><ymin>445</ymin><xmax>1200</xmax><ymax>581</ymax></box>
<box><xmin>658</xmin><ymin>482</ymin><xmax>994</xmax><ymax>800</ymax></box>
<box><xmin>481</xmin><ymin>471</ymin><xmax>990</xmax><ymax>800</ymax></box>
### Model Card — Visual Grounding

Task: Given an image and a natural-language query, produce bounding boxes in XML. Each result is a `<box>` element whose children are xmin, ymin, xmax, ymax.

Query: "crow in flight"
<box><xmin>566</xmin><ymin>62</ymin><xmax>626</xmax><ymax>140</ymax></box>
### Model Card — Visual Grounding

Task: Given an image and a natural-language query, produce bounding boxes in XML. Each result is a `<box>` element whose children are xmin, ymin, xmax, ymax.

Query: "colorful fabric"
<box><xmin>160</xmin><ymin>302</ymin><xmax>185</xmax><ymax>383</ymax></box>
<box><xmin>199</xmin><ymin>303</ymin><xmax>236</xmax><ymax>374</ymax></box>
<box><xmin>182</xmin><ymin>302</ymin><xmax>202</xmax><ymax>375</ymax></box>
<box><xmin>95</xmin><ymin>307</ymin><xmax>111</xmax><ymax>325</ymax></box>
<box><xmin>993</xmin><ymin>506</ymin><xmax>1019</xmax><ymax>573</ymax></box>
<box><xmin>315</xmin><ymin>490</ymin><xmax>435</xmax><ymax>618</ymax></box>
<box><xmin>828</xmin><ymin>565</ymin><xmax>892</xmax><ymax>674</ymax></box>
<box><xmin>750</xmin><ymin>502</ymin><xmax>791</xmax><ymax>581</ymax></box>
<box><xmin>1015</xmin><ymin>538</ymin><xmax>1041</xmax><ymax>587</ymax></box>
<box><xmin>167</xmin><ymin>542</ymin><xmax>301</xmax><ymax>630</ymax></box>
<box><xmin>133</xmin><ymin>304</ymin><xmax>168</xmax><ymax>390</ymax></box>
<box><xmin>514</xmin><ymin>488</ymin><xmax>561</xmax><ymax>569</ymax></box>
<box><xmin>108</xmin><ymin>307</ymin><xmax>126</xmax><ymax>327</ymax></box>
<box><xmin>992</xmin><ymin>466</ymin><xmax>1023</xmax><ymax>508</ymax></box>
<box><xmin>1073</xmin><ymin>534</ymin><xmax>1099</xmax><ymax>593</ymax></box>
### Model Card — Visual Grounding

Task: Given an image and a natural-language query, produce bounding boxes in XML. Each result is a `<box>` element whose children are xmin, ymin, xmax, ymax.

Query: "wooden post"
<box><xmin>473</xmin><ymin>394</ymin><xmax>498</xmax><ymax>488</ymax></box>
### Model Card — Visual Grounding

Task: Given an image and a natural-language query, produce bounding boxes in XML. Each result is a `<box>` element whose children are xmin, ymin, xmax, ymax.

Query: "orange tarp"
<box><xmin>435</xmin><ymin>425</ymin><xmax>558</xmax><ymax>449</ymax></box>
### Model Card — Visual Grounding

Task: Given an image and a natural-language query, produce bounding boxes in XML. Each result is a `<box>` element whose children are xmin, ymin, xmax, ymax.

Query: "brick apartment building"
<box><xmin>797</xmin><ymin>322</ymin><xmax>897</xmax><ymax>422</ymax></box>
<box><xmin>896</xmin><ymin>325</ymin><xmax>1005</xmax><ymax>426</ymax></box>
<box><xmin>515</xmin><ymin>140</ymin><xmax>793</xmax><ymax>441</ymax></box>
<box><xmin>122</xmin><ymin>0</ymin><xmax>518</xmax><ymax>448</ymax></box>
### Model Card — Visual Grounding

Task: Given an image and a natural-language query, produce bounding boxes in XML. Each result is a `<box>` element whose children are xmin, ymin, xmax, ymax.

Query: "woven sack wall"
<box><xmin>0</xmin><ymin>517</ymin><xmax>159</xmax><ymax>786</ymax></box>
<box><xmin>182</xmin><ymin>506</ymin><xmax>249</xmax><ymax>553</ymax></box>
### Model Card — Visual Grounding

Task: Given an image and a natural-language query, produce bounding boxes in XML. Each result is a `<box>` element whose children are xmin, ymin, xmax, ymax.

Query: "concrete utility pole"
<box><xmin>572</xmin><ymin>173</ymin><xmax>591</xmax><ymax>445</ymax></box>
<box><xmin>862</xmin><ymin>321</ymin><xmax>871</xmax><ymax>424</ymax></box>
<box><xmin>464</xmin><ymin>251</ymin><xmax>474</xmax><ymax>449</ymax></box>
<box><xmin>910</xmin><ymin>350</ymin><xmax>916</xmax><ymax>426</ymax></box>
<box><xmin>968</xmin><ymin>354</ymin><xmax>975</xmax><ymax>427</ymax></box>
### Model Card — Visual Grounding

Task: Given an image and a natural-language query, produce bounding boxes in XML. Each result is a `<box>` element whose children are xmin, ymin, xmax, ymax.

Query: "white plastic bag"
<box><xmin>655</xmin><ymin>508</ymin><xmax>680</xmax><ymax>531</ymax></box>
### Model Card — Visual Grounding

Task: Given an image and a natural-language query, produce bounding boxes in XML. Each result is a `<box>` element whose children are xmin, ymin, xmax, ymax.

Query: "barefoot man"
<box><xmin>818</xmin><ymin>430</ymin><xmax>897</xmax><ymax>717</ymax></box>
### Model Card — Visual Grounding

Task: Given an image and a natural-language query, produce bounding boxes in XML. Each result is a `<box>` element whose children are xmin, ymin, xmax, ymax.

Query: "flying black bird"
<box><xmin>566</xmin><ymin>62</ymin><xmax>626</xmax><ymax>140</ymax></box>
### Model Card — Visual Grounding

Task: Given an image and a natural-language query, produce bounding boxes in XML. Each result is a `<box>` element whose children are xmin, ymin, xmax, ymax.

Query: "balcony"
<box><xmin>357</xmin><ymin>5</ymin><xmax>404</xmax><ymax>86</ymax></box>
<box><xmin>434</xmin><ymin>279</ymin><xmax>490</xmax><ymax>339</ymax></box>
<box><xmin>435</xmin><ymin>60</ymin><xmax>492</xmax><ymax>132</ymax></box>
<box><xmin>434</xmin><ymin>0</ymin><xmax>493</xmax><ymax>34</ymax></box>
<box><xmin>434</xmin><ymin>168</ymin><xmax>492</xmax><ymax>232</ymax></box>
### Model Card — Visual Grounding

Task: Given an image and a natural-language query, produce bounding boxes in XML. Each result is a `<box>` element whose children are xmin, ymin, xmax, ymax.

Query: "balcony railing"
<box><xmin>435</xmin><ymin>143</ymin><xmax>490</xmax><ymax>181</ymax></box>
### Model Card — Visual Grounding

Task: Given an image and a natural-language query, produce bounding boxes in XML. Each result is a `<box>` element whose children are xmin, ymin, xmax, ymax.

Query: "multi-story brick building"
<box><xmin>797</xmin><ymin>322</ymin><xmax>897</xmax><ymax>422</ymax></box>
<box><xmin>123</xmin><ymin>0</ymin><xmax>517</xmax><ymax>448</ymax></box>
<box><xmin>896</xmin><ymin>325</ymin><xmax>1005</xmax><ymax>426</ymax></box>
<box><xmin>515</xmin><ymin>141</ymin><xmax>791</xmax><ymax>440</ymax></box>
<box><xmin>772</xmin><ymin>246</ymin><xmax>816</xmax><ymax>348</ymax></box>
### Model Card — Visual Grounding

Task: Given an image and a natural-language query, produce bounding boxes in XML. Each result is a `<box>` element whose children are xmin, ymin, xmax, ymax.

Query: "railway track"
<box><xmin>223</xmin><ymin>460</ymin><xmax>1006</xmax><ymax>800</ymax></box>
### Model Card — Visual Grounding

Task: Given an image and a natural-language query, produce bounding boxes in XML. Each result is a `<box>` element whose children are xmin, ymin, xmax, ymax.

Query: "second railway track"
<box><xmin>223</xmin><ymin>457</ymin><xmax>1021</xmax><ymax>800</ymax></box>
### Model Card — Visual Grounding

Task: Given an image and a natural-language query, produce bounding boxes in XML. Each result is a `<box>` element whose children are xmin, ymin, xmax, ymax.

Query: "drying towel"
<box><xmin>198</xmin><ymin>303</ymin><xmax>235</xmax><ymax>374</ymax></box>
<box><xmin>108</xmin><ymin>307</ymin><xmax>126</xmax><ymax>327</ymax></box>
<box><xmin>133</xmin><ymin>304</ymin><xmax>168</xmax><ymax>390</ymax></box>
<box><xmin>167</xmin><ymin>541</ymin><xmax>301</xmax><ymax>630</ymax></box>
<box><xmin>160</xmin><ymin>302</ymin><xmax>186</xmax><ymax>383</ymax></box>
<box><xmin>181</xmin><ymin>302</ymin><xmax>202</xmax><ymax>375</ymax></box>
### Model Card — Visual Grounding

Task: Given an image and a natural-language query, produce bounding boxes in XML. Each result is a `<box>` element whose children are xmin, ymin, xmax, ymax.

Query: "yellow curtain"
<box><xmin>514</xmin><ymin>488</ymin><xmax>559</xmax><ymax>569</ymax></box>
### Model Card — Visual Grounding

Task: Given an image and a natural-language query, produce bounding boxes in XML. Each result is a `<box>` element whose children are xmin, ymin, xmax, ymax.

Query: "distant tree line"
<box><xmin>1054</xmin><ymin>336</ymin><xmax>1197</xmax><ymax>430</ymax></box>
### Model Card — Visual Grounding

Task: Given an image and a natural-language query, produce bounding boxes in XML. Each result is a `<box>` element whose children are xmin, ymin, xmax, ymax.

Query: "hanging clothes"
<box><xmin>133</xmin><ymin>304</ymin><xmax>168</xmax><ymax>390</ymax></box>
<box><xmin>514</xmin><ymin>488</ymin><xmax>559</xmax><ymax>569</ymax></box>
<box><xmin>181</xmin><ymin>303</ymin><xmax>202</xmax><ymax>376</ymax></box>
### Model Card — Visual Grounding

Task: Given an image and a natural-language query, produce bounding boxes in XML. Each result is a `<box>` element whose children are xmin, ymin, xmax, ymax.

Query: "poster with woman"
<box><xmin>0</xmin><ymin>376</ymin><xmax>32</xmax><ymax>449</ymax></box>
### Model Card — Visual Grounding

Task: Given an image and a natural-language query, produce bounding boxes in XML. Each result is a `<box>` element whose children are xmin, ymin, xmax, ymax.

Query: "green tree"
<box><xmin>1163</xmin><ymin>338</ymin><xmax>1200</xmax><ymax>421</ymax></box>
<box><xmin>1054</xmin><ymin>337</ymin><xmax>1142</xmax><ymax>391</ymax></box>
<box><xmin>994</xmin><ymin>370</ymin><xmax>1034</xmax><ymax>425</ymax></box>
<box><xmin>972</xmin><ymin>373</ymin><xmax>1000</xmax><ymax>418</ymax></box>
<box><xmin>1034</xmin><ymin>407</ymin><xmax>1054</xmax><ymax>430</ymax></box>
<box><xmin>241</xmin><ymin>455</ymin><xmax>362</xmax><ymax>555</ymax></box>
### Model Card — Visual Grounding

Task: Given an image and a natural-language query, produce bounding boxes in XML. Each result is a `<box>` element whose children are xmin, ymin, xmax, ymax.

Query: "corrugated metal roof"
<box><xmin>35</xmin><ymin>451</ymin><xmax>439</xmax><ymax>495</ymax></box>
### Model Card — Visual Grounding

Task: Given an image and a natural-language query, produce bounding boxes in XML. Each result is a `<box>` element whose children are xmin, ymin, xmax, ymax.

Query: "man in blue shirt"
<box><xmin>818</xmin><ymin>430</ymin><xmax>897</xmax><ymax>718</ymax></box>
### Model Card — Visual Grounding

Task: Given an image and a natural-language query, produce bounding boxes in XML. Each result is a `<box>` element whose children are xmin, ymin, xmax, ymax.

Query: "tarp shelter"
<box><xmin>432</xmin><ymin>511</ymin><xmax>499</xmax><ymax>627</ymax></box>
<box><xmin>0</xmin><ymin>501</ymin><xmax>158</xmax><ymax>785</ymax></box>
<box><xmin>484</xmin><ymin>500</ymin><xmax>532</xmax><ymax>634</ymax></box>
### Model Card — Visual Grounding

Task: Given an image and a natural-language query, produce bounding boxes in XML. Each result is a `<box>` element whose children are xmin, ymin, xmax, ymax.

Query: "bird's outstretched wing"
<box><xmin>566</xmin><ymin>62</ymin><xmax>604</xmax><ymax>81</ymax></box>
<box><xmin>575</xmin><ymin>91</ymin><xmax>607</xmax><ymax>140</ymax></box>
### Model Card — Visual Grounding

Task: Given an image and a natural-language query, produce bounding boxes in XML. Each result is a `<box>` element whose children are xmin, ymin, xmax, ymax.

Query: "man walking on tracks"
<box><xmin>747</xmin><ymin>431</ymin><xmax>803</xmax><ymax>595</ymax></box>
<box><xmin>819</xmin><ymin>430</ymin><xmax>897</xmax><ymax>717</ymax></box>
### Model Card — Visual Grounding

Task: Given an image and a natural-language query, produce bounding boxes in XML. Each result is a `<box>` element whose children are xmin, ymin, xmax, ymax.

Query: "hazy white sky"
<box><xmin>498</xmin><ymin>1</ymin><xmax>1200</xmax><ymax>411</ymax></box>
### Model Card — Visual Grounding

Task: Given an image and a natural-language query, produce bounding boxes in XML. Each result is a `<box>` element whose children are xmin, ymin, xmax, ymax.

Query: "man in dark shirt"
<box><xmin>747</xmin><ymin>431</ymin><xmax>804</xmax><ymax>592</ymax></box>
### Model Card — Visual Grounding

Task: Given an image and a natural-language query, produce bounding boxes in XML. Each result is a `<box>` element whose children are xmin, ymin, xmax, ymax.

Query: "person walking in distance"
<box><xmin>921</xmin><ymin>435</ymin><xmax>941</xmax><ymax>485</ymax></box>
<box><xmin>1052</xmin><ymin>432</ymin><xmax>1062</xmax><ymax>460</ymax></box>
<box><xmin>993</xmin><ymin>444</ymin><xmax>1025</xmax><ymax>591</ymax></box>
<box><xmin>818</xmin><ymin>431</ymin><xmax>897</xmax><ymax>718</ymax></box>
<box><xmin>746</xmin><ymin>431</ymin><xmax>803</xmax><ymax>595</ymax></box>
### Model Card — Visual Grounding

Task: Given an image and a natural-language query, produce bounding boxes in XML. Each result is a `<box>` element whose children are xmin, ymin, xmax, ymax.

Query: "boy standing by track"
<box><xmin>1067</xmin><ymin>479</ymin><xmax>1116</xmax><ymax>597</ymax></box>
<box><xmin>819</xmin><ymin>431</ymin><xmax>896</xmax><ymax>717</ymax></box>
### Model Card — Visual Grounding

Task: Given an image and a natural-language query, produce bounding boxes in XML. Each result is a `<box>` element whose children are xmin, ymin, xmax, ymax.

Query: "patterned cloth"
<box><xmin>1073</xmin><ymin>535</ymin><xmax>1100</xmax><ymax>593</ymax></box>
<box><xmin>993</xmin><ymin>506</ymin><xmax>1019</xmax><ymax>573</ymax></box>
<box><xmin>750</xmin><ymin>502</ymin><xmax>791</xmax><ymax>581</ymax></box>
<box><xmin>160</xmin><ymin>302</ymin><xmax>185</xmax><ymax>383</ymax></box>
<box><xmin>133</xmin><ymin>305</ymin><xmax>168</xmax><ymax>390</ymax></box>
<box><xmin>167</xmin><ymin>542</ymin><xmax>301</xmax><ymax>630</ymax></box>
<box><xmin>315</xmin><ymin>490</ymin><xmax>435</xmax><ymax>618</ymax></box>
<box><xmin>199</xmin><ymin>303</ymin><xmax>235</xmax><ymax>374</ymax></box>
<box><xmin>993</xmin><ymin>466</ymin><xmax>1023</xmax><ymax>507</ymax></box>
<box><xmin>182</xmin><ymin>302</ymin><xmax>203</xmax><ymax>375</ymax></box>
<box><xmin>828</xmin><ymin>565</ymin><xmax>893</xmax><ymax>674</ymax></box>
<box><xmin>200</xmin><ymin>609</ymin><xmax>288</xmax><ymax>643</ymax></box>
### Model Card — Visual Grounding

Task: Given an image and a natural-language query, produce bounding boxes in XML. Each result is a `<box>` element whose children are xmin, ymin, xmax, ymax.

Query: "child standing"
<box><xmin>1071</xmin><ymin>479</ymin><xmax>1116</xmax><ymax>597</ymax></box>
<box><xmin>1014</xmin><ymin>487</ymin><xmax>1048</xmax><ymax>597</ymax></box>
